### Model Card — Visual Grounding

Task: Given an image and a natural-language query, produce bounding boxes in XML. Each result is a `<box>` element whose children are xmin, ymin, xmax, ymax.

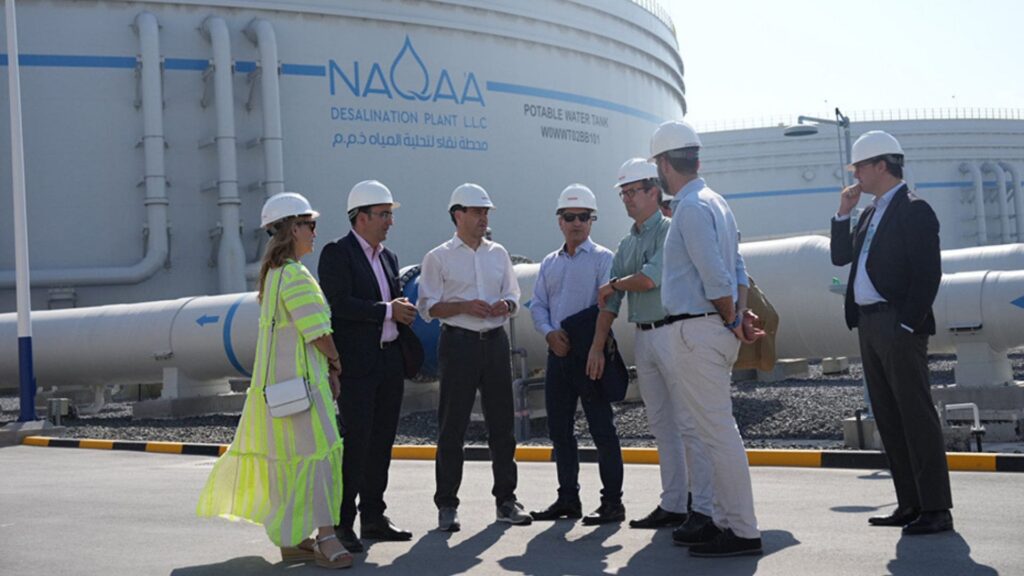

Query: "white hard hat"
<box><xmin>347</xmin><ymin>179</ymin><xmax>400</xmax><ymax>212</ymax></box>
<box><xmin>849</xmin><ymin>130</ymin><xmax>904</xmax><ymax>166</ymax></box>
<box><xmin>650</xmin><ymin>120</ymin><xmax>701</xmax><ymax>159</ymax></box>
<box><xmin>448</xmin><ymin>183</ymin><xmax>495</xmax><ymax>211</ymax></box>
<box><xmin>616</xmin><ymin>158</ymin><xmax>659</xmax><ymax>187</ymax></box>
<box><xmin>556</xmin><ymin>183</ymin><xmax>598</xmax><ymax>213</ymax></box>
<box><xmin>261</xmin><ymin>192</ymin><xmax>320</xmax><ymax>229</ymax></box>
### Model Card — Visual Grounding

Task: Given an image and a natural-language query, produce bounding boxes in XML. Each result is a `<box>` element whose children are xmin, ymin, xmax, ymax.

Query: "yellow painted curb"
<box><xmin>747</xmin><ymin>449</ymin><xmax>822</xmax><ymax>468</ymax></box>
<box><xmin>392</xmin><ymin>445</ymin><xmax>437</xmax><ymax>460</ymax></box>
<box><xmin>947</xmin><ymin>453</ymin><xmax>996</xmax><ymax>472</ymax></box>
<box><xmin>22</xmin><ymin>436</ymin><xmax>49</xmax><ymax>447</ymax></box>
<box><xmin>145</xmin><ymin>441</ymin><xmax>183</xmax><ymax>454</ymax></box>
<box><xmin>621</xmin><ymin>448</ymin><xmax>660</xmax><ymax>465</ymax></box>
<box><xmin>79</xmin><ymin>439</ymin><xmax>114</xmax><ymax>450</ymax></box>
<box><xmin>515</xmin><ymin>446</ymin><xmax>554</xmax><ymax>462</ymax></box>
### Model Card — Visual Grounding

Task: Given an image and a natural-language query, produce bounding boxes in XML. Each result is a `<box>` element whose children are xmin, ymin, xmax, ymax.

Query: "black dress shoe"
<box><xmin>361</xmin><ymin>515</ymin><xmax>413</xmax><ymax>541</ymax></box>
<box><xmin>902</xmin><ymin>510</ymin><xmax>953</xmax><ymax>535</ymax></box>
<box><xmin>868</xmin><ymin>506</ymin><xmax>919</xmax><ymax>527</ymax></box>
<box><xmin>689</xmin><ymin>529</ymin><xmax>763</xmax><ymax>557</ymax></box>
<box><xmin>334</xmin><ymin>525</ymin><xmax>364</xmax><ymax>553</ymax></box>
<box><xmin>629</xmin><ymin>506</ymin><xmax>687</xmax><ymax>529</ymax></box>
<box><xmin>672</xmin><ymin>512</ymin><xmax>722</xmax><ymax>546</ymax></box>
<box><xmin>530</xmin><ymin>499</ymin><xmax>583</xmax><ymax>521</ymax></box>
<box><xmin>582</xmin><ymin>502</ymin><xmax>626</xmax><ymax>526</ymax></box>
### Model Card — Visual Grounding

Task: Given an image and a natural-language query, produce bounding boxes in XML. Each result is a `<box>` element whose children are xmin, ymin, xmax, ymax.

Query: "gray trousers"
<box><xmin>858</xmin><ymin>307</ymin><xmax>952</xmax><ymax>512</ymax></box>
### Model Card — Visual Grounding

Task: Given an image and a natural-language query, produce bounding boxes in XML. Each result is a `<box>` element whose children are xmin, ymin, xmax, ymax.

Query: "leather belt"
<box><xmin>859</xmin><ymin>302</ymin><xmax>890</xmax><ymax>314</ymax></box>
<box><xmin>636</xmin><ymin>312</ymin><xmax>717</xmax><ymax>331</ymax></box>
<box><xmin>442</xmin><ymin>324</ymin><xmax>504</xmax><ymax>340</ymax></box>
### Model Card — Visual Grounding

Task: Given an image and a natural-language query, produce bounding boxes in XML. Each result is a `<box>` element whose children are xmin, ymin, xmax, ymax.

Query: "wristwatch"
<box><xmin>724</xmin><ymin>316</ymin><xmax>741</xmax><ymax>330</ymax></box>
<box><xmin>609</xmin><ymin>277</ymin><xmax>623</xmax><ymax>292</ymax></box>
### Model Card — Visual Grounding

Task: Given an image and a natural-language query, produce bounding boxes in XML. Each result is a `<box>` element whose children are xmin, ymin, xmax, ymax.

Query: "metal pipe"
<box><xmin>982</xmin><ymin>162</ymin><xmax>1011</xmax><ymax>243</ymax></box>
<box><xmin>5</xmin><ymin>0</ymin><xmax>36</xmax><ymax>421</ymax></box>
<box><xmin>998</xmin><ymin>161</ymin><xmax>1024</xmax><ymax>241</ymax></box>
<box><xmin>201</xmin><ymin>16</ymin><xmax>247</xmax><ymax>294</ymax></box>
<box><xmin>244</xmin><ymin>18</ymin><xmax>284</xmax><ymax>281</ymax></box>
<box><xmin>0</xmin><ymin>11</ymin><xmax>170</xmax><ymax>288</ymax></box>
<box><xmin>960</xmin><ymin>162</ymin><xmax>987</xmax><ymax>245</ymax></box>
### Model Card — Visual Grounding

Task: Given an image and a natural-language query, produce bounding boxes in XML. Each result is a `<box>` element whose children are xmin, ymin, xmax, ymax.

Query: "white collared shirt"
<box><xmin>852</xmin><ymin>182</ymin><xmax>903</xmax><ymax>306</ymax></box>
<box><xmin>417</xmin><ymin>234</ymin><xmax>521</xmax><ymax>331</ymax></box>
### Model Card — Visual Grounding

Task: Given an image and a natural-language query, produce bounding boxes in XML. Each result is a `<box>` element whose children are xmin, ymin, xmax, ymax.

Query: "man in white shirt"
<box><xmin>417</xmin><ymin>183</ymin><xmax>531</xmax><ymax>531</ymax></box>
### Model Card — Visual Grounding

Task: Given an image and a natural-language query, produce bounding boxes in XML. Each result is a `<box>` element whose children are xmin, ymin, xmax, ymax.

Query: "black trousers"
<box><xmin>336</xmin><ymin>344</ymin><xmax>405</xmax><ymax>528</ymax></box>
<box><xmin>434</xmin><ymin>326</ymin><xmax>518</xmax><ymax>509</ymax></box>
<box><xmin>858</xmin><ymin>307</ymin><xmax>952</xmax><ymax>512</ymax></box>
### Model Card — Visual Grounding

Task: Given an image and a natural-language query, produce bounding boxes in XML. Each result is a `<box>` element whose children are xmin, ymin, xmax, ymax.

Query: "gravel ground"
<box><xmin>3</xmin><ymin>353</ymin><xmax>1022</xmax><ymax>450</ymax></box>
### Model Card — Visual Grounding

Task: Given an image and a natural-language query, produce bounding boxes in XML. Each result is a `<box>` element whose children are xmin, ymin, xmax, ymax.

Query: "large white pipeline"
<box><xmin>982</xmin><ymin>162</ymin><xmax>1011</xmax><ymax>244</ymax></box>
<box><xmin>0</xmin><ymin>11</ymin><xmax>170</xmax><ymax>288</ymax></box>
<box><xmin>201</xmin><ymin>16</ymin><xmax>247</xmax><ymax>294</ymax></box>
<box><xmin>2</xmin><ymin>236</ymin><xmax>1023</xmax><ymax>392</ymax></box>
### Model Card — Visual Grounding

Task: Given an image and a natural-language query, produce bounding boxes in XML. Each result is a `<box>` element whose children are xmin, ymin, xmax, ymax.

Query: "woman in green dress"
<box><xmin>198</xmin><ymin>192</ymin><xmax>351</xmax><ymax>569</ymax></box>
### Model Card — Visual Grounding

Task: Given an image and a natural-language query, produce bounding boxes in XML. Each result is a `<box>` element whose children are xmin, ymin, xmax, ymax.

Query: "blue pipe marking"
<box><xmin>196</xmin><ymin>314</ymin><xmax>219</xmax><ymax>327</ymax></box>
<box><xmin>165</xmin><ymin>58</ymin><xmax>209</xmax><ymax>71</ymax></box>
<box><xmin>485</xmin><ymin>81</ymin><xmax>663</xmax><ymax>124</ymax></box>
<box><xmin>235</xmin><ymin>60</ymin><xmax>257</xmax><ymax>73</ymax></box>
<box><xmin>223</xmin><ymin>296</ymin><xmax>251</xmax><ymax>377</ymax></box>
<box><xmin>18</xmin><ymin>336</ymin><xmax>37</xmax><ymax>422</ymax></box>
<box><xmin>1012</xmin><ymin>295</ymin><xmax>1024</xmax><ymax>310</ymax></box>
<box><xmin>282</xmin><ymin>63</ymin><xmax>326</xmax><ymax>76</ymax></box>
<box><xmin>0</xmin><ymin>54</ymin><xmax>136</xmax><ymax>68</ymax></box>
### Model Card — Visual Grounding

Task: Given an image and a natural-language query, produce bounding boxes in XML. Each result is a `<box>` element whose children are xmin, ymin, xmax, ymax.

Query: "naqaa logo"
<box><xmin>329</xmin><ymin>36</ymin><xmax>485</xmax><ymax>106</ymax></box>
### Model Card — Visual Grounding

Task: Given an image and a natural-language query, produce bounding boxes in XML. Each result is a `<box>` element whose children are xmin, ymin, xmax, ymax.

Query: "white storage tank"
<box><xmin>697</xmin><ymin>116</ymin><xmax>1024</xmax><ymax>250</ymax></box>
<box><xmin>0</xmin><ymin>0</ymin><xmax>684</xmax><ymax>311</ymax></box>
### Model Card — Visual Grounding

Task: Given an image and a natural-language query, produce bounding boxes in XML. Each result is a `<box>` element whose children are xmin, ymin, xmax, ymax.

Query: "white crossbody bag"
<box><xmin>262</xmin><ymin>269</ymin><xmax>313</xmax><ymax>418</ymax></box>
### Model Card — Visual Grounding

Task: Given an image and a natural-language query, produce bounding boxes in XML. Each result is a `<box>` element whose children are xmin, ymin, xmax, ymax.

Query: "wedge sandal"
<box><xmin>313</xmin><ymin>534</ymin><xmax>353</xmax><ymax>569</ymax></box>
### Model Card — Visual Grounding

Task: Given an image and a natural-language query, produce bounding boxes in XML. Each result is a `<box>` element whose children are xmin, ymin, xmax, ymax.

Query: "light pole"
<box><xmin>5</xmin><ymin>0</ymin><xmax>37</xmax><ymax>422</ymax></box>
<box><xmin>783</xmin><ymin>107</ymin><xmax>853</xmax><ymax>187</ymax></box>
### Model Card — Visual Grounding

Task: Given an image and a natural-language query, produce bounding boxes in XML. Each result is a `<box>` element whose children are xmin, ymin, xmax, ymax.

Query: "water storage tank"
<box><xmin>698</xmin><ymin>117</ymin><xmax>1024</xmax><ymax>250</ymax></box>
<box><xmin>0</xmin><ymin>0</ymin><xmax>684</xmax><ymax>311</ymax></box>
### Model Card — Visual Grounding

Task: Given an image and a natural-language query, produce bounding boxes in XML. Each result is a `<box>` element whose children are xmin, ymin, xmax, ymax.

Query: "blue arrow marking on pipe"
<box><xmin>223</xmin><ymin>297</ymin><xmax>251</xmax><ymax>377</ymax></box>
<box><xmin>1012</xmin><ymin>295</ymin><xmax>1024</xmax><ymax>310</ymax></box>
<box><xmin>196</xmin><ymin>314</ymin><xmax>220</xmax><ymax>327</ymax></box>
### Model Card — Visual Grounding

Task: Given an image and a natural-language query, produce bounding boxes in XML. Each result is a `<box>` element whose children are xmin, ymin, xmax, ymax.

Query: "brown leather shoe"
<box><xmin>868</xmin><ymin>507</ymin><xmax>919</xmax><ymax>527</ymax></box>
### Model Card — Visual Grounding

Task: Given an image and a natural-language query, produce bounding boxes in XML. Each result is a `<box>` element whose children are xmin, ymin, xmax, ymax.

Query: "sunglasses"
<box><xmin>561</xmin><ymin>212</ymin><xmax>596</xmax><ymax>223</ymax></box>
<box><xmin>296</xmin><ymin>220</ymin><xmax>317</xmax><ymax>231</ymax></box>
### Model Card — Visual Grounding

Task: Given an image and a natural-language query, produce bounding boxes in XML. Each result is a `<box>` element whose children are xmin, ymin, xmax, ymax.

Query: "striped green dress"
<box><xmin>197</xmin><ymin>259</ymin><xmax>344</xmax><ymax>547</ymax></box>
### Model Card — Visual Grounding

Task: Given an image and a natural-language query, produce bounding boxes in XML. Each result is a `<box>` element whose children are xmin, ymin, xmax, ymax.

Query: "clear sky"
<box><xmin>663</xmin><ymin>0</ymin><xmax>1023</xmax><ymax>129</ymax></box>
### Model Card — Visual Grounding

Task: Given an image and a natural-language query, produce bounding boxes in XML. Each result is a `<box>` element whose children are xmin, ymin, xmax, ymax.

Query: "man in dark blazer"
<box><xmin>319</xmin><ymin>180</ymin><xmax>419</xmax><ymax>552</ymax></box>
<box><xmin>830</xmin><ymin>130</ymin><xmax>953</xmax><ymax>535</ymax></box>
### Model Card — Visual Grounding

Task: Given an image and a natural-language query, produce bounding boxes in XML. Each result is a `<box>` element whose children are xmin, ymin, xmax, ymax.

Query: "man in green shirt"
<box><xmin>589</xmin><ymin>158</ymin><xmax>714</xmax><ymax>531</ymax></box>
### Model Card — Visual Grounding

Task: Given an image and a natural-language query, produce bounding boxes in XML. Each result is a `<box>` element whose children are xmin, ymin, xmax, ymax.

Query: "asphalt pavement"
<box><xmin>0</xmin><ymin>445</ymin><xmax>1017</xmax><ymax>575</ymax></box>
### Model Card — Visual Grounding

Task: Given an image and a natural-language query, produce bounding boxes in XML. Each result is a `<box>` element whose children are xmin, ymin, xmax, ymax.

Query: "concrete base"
<box><xmin>822</xmin><ymin>357</ymin><xmax>850</xmax><ymax>375</ymax></box>
<box><xmin>133</xmin><ymin>392</ymin><xmax>247</xmax><ymax>419</ymax></box>
<box><xmin>758</xmin><ymin>358</ymin><xmax>810</xmax><ymax>382</ymax></box>
<box><xmin>932</xmin><ymin>382</ymin><xmax>1024</xmax><ymax>442</ymax></box>
<box><xmin>841</xmin><ymin>416</ymin><xmax>883</xmax><ymax>450</ymax></box>
<box><xmin>0</xmin><ymin>420</ymin><xmax>66</xmax><ymax>447</ymax></box>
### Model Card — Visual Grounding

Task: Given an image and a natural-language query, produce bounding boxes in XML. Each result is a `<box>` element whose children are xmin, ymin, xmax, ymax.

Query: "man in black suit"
<box><xmin>830</xmin><ymin>130</ymin><xmax>953</xmax><ymax>535</ymax></box>
<box><xmin>319</xmin><ymin>180</ymin><xmax>419</xmax><ymax>552</ymax></box>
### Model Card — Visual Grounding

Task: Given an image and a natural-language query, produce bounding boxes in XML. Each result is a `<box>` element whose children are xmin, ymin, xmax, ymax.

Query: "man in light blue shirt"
<box><xmin>652</xmin><ymin>120</ymin><xmax>763</xmax><ymax>558</ymax></box>
<box><xmin>530</xmin><ymin>184</ymin><xmax>624</xmax><ymax>526</ymax></box>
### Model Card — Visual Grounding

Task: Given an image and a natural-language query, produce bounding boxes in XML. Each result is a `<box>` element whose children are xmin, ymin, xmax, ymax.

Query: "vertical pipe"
<box><xmin>982</xmin><ymin>162</ymin><xmax>1010</xmax><ymax>243</ymax></box>
<box><xmin>244</xmin><ymin>18</ymin><xmax>284</xmax><ymax>197</ymax></box>
<box><xmin>202</xmin><ymin>17</ymin><xmax>246</xmax><ymax>293</ymax></box>
<box><xmin>998</xmin><ymin>162</ymin><xmax>1024</xmax><ymax>241</ymax></box>
<box><xmin>5</xmin><ymin>0</ymin><xmax>36</xmax><ymax>421</ymax></box>
<box><xmin>960</xmin><ymin>162</ymin><xmax>987</xmax><ymax>246</ymax></box>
